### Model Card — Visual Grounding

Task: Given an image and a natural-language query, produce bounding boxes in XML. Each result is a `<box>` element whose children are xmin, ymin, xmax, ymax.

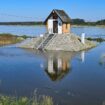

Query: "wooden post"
<box><xmin>81</xmin><ymin>33</ymin><xmax>85</xmax><ymax>44</ymax></box>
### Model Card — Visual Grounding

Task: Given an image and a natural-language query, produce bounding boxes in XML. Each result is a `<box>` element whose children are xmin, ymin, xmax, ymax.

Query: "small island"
<box><xmin>19</xmin><ymin>9</ymin><xmax>96</xmax><ymax>51</ymax></box>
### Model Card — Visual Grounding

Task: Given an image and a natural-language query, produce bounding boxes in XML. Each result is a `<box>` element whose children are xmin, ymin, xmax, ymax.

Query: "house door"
<box><xmin>53</xmin><ymin>21</ymin><xmax>58</xmax><ymax>33</ymax></box>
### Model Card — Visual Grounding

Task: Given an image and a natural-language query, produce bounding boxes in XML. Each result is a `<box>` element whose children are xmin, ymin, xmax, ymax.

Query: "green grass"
<box><xmin>0</xmin><ymin>33</ymin><xmax>31</xmax><ymax>46</ymax></box>
<box><xmin>0</xmin><ymin>95</ymin><xmax>53</xmax><ymax>105</ymax></box>
<box><xmin>86</xmin><ymin>37</ymin><xmax>105</xmax><ymax>42</ymax></box>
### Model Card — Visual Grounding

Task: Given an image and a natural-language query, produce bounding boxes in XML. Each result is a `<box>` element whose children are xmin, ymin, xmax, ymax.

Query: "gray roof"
<box><xmin>44</xmin><ymin>9</ymin><xmax>71</xmax><ymax>23</ymax></box>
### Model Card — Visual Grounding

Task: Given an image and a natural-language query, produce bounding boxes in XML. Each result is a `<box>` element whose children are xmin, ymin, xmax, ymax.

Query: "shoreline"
<box><xmin>0</xmin><ymin>33</ymin><xmax>27</xmax><ymax>46</ymax></box>
<box><xmin>0</xmin><ymin>33</ymin><xmax>100</xmax><ymax>51</ymax></box>
<box><xmin>19</xmin><ymin>33</ymin><xmax>97</xmax><ymax>52</ymax></box>
<box><xmin>72</xmin><ymin>25</ymin><xmax>105</xmax><ymax>28</ymax></box>
<box><xmin>0</xmin><ymin>24</ymin><xmax>105</xmax><ymax>28</ymax></box>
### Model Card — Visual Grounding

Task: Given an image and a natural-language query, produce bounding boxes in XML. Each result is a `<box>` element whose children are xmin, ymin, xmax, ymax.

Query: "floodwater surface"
<box><xmin>0</xmin><ymin>25</ymin><xmax>105</xmax><ymax>38</ymax></box>
<box><xmin>0</xmin><ymin>25</ymin><xmax>105</xmax><ymax>105</ymax></box>
<box><xmin>0</xmin><ymin>42</ymin><xmax>105</xmax><ymax>105</ymax></box>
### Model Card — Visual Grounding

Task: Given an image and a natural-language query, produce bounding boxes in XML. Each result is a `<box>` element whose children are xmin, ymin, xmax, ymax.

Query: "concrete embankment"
<box><xmin>18</xmin><ymin>37</ymin><xmax>43</xmax><ymax>48</ymax></box>
<box><xmin>19</xmin><ymin>33</ymin><xmax>96</xmax><ymax>52</ymax></box>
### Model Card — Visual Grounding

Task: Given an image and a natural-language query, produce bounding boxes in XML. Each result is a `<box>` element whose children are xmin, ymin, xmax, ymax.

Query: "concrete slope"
<box><xmin>19</xmin><ymin>37</ymin><xmax>43</xmax><ymax>49</ymax></box>
<box><xmin>44</xmin><ymin>33</ymin><xmax>96</xmax><ymax>51</ymax></box>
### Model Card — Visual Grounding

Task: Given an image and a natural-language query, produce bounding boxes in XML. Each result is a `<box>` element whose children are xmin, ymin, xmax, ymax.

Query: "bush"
<box><xmin>86</xmin><ymin>37</ymin><xmax>105</xmax><ymax>42</ymax></box>
<box><xmin>21</xmin><ymin>35</ymin><xmax>29</xmax><ymax>39</ymax></box>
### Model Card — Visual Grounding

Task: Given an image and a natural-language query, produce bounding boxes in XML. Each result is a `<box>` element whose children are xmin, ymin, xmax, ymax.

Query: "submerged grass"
<box><xmin>86</xmin><ymin>37</ymin><xmax>105</xmax><ymax>42</ymax></box>
<box><xmin>0</xmin><ymin>33</ymin><xmax>32</xmax><ymax>46</ymax></box>
<box><xmin>0</xmin><ymin>95</ymin><xmax>53</xmax><ymax>105</ymax></box>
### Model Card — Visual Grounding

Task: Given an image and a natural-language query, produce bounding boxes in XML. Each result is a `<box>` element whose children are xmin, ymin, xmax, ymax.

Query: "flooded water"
<box><xmin>0</xmin><ymin>25</ymin><xmax>105</xmax><ymax>105</ymax></box>
<box><xmin>0</xmin><ymin>42</ymin><xmax>105</xmax><ymax>105</ymax></box>
<box><xmin>0</xmin><ymin>25</ymin><xmax>46</xmax><ymax>36</ymax></box>
<box><xmin>0</xmin><ymin>25</ymin><xmax>105</xmax><ymax>38</ymax></box>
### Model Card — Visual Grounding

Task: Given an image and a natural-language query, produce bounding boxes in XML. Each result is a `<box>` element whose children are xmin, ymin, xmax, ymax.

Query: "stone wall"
<box><xmin>19</xmin><ymin>37</ymin><xmax>43</xmax><ymax>49</ymax></box>
<box><xmin>19</xmin><ymin>33</ymin><xmax>96</xmax><ymax>52</ymax></box>
<box><xmin>44</xmin><ymin>33</ymin><xmax>96</xmax><ymax>51</ymax></box>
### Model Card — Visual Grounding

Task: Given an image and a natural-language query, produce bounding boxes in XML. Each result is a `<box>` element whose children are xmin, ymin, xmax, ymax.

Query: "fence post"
<box><xmin>81</xmin><ymin>33</ymin><xmax>85</xmax><ymax>44</ymax></box>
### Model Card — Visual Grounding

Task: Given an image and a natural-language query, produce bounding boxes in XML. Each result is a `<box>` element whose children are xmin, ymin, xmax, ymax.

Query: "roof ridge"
<box><xmin>44</xmin><ymin>9</ymin><xmax>71</xmax><ymax>23</ymax></box>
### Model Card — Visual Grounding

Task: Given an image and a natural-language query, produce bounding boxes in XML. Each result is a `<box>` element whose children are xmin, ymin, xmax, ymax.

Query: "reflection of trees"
<box><xmin>44</xmin><ymin>52</ymin><xmax>75</xmax><ymax>81</ymax></box>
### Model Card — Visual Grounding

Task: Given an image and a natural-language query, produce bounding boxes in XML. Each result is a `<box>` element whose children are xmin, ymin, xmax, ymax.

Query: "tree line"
<box><xmin>71</xmin><ymin>19</ymin><xmax>105</xmax><ymax>25</ymax></box>
<box><xmin>0</xmin><ymin>19</ymin><xmax>105</xmax><ymax>25</ymax></box>
<box><xmin>0</xmin><ymin>21</ymin><xmax>43</xmax><ymax>25</ymax></box>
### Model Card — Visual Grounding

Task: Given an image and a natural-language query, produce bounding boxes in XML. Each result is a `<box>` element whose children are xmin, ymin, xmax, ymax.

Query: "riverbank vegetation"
<box><xmin>71</xmin><ymin>19</ymin><xmax>105</xmax><ymax>26</ymax></box>
<box><xmin>0</xmin><ymin>19</ymin><xmax>105</xmax><ymax>26</ymax></box>
<box><xmin>0</xmin><ymin>95</ymin><xmax>53</xmax><ymax>105</ymax></box>
<box><xmin>0</xmin><ymin>21</ymin><xmax>43</xmax><ymax>26</ymax></box>
<box><xmin>86</xmin><ymin>37</ymin><xmax>105</xmax><ymax>42</ymax></box>
<box><xmin>0</xmin><ymin>33</ymin><xmax>29</xmax><ymax>46</ymax></box>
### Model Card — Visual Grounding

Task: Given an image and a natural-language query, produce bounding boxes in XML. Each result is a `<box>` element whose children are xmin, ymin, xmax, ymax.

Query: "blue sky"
<box><xmin>0</xmin><ymin>0</ymin><xmax>105</xmax><ymax>22</ymax></box>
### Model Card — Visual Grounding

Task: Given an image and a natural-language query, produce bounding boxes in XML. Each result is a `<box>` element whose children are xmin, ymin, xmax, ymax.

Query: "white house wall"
<box><xmin>48</xmin><ymin>16</ymin><xmax>63</xmax><ymax>34</ymax></box>
<box><xmin>48</xmin><ymin>16</ymin><xmax>53</xmax><ymax>34</ymax></box>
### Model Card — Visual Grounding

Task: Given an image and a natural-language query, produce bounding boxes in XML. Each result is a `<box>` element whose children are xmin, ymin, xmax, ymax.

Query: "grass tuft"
<box><xmin>0</xmin><ymin>95</ymin><xmax>53</xmax><ymax>105</ymax></box>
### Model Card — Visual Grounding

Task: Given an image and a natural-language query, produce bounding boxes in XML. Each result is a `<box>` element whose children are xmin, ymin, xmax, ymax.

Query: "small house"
<box><xmin>44</xmin><ymin>9</ymin><xmax>71</xmax><ymax>34</ymax></box>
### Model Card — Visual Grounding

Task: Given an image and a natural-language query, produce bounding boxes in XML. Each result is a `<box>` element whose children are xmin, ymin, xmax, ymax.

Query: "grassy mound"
<box><xmin>0</xmin><ymin>33</ymin><xmax>27</xmax><ymax>46</ymax></box>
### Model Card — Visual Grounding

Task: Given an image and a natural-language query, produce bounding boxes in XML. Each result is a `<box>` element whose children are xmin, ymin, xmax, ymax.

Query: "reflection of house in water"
<box><xmin>45</xmin><ymin>52</ymin><xmax>74</xmax><ymax>81</ymax></box>
<box><xmin>23</xmin><ymin>49</ymin><xmax>86</xmax><ymax>81</ymax></box>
